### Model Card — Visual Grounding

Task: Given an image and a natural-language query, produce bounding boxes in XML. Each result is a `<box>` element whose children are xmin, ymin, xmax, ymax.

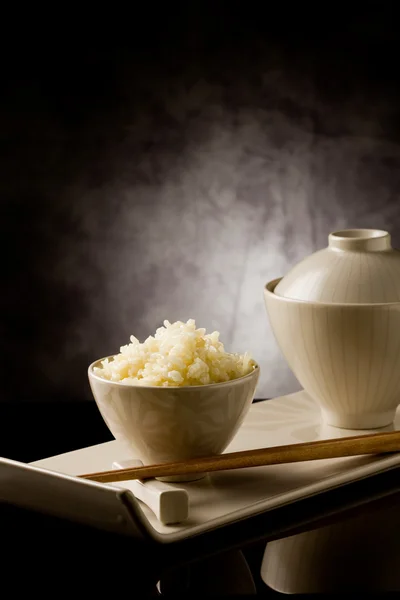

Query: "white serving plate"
<box><xmin>28</xmin><ymin>390</ymin><xmax>400</xmax><ymax>543</ymax></box>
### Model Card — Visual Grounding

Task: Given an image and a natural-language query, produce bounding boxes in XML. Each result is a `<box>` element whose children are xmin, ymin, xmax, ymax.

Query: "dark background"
<box><xmin>2</xmin><ymin>3</ymin><xmax>400</xmax><ymax>405</ymax></box>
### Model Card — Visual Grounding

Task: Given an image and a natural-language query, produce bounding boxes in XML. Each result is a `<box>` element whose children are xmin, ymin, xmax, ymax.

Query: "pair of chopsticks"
<box><xmin>79</xmin><ymin>429</ymin><xmax>400</xmax><ymax>484</ymax></box>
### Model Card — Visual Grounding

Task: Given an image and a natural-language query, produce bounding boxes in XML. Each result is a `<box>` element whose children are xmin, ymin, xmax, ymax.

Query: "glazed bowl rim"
<box><xmin>265</xmin><ymin>278</ymin><xmax>400</xmax><ymax>308</ymax></box>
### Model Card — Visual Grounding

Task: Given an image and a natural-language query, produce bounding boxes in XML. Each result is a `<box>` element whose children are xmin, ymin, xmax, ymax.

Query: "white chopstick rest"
<box><xmin>112</xmin><ymin>459</ymin><xmax>189</xmax><ymax>525</ymax></box>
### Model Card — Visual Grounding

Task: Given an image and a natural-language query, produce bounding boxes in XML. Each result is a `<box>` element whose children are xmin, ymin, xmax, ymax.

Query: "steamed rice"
<box><xmin>94</xmin><ymin>319</ymin><xmax>255</xmax><ymax>387</ymax></box>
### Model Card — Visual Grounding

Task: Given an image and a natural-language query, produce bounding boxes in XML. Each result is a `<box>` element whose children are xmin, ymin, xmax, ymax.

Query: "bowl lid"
<box><xmin>274</xmin><ymin>229</ymin><xmax>400</xmax><ymax>304</ymax></box>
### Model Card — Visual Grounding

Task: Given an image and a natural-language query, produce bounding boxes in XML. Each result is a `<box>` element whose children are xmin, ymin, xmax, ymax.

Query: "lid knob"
<box><xmin>328</xmin><ymin>229</ymin><xmax>391</xmax><ymax>252</ymax></box>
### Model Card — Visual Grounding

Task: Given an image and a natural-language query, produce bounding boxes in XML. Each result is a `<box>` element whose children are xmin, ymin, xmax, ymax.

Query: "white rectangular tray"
<box><xmin>29</xmin><ymin>390</ymin><xmax>400</xmax><ymax>543</ymax></box>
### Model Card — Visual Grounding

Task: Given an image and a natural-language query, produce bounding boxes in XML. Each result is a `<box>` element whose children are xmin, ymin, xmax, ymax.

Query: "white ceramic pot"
<box><xmin>88</xmin><ymin>359</ymin><xmax>259</xmax><ymax>482</ymax></box>
<box><xmin>264</xmin><ymin>229</ymin><xmax>400</xmax><ymax>429</ymax></box>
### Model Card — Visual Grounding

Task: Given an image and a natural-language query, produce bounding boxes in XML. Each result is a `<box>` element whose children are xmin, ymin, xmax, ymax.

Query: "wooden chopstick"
<box><xmin>79</xmin><ymin>429</ymin><xmax>400</xmax><ymax>484</ymax></box>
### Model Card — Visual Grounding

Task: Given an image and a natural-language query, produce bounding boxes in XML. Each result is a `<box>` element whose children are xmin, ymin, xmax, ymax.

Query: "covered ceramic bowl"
<box><xmin>264</xmin><ymin>229</ymin><xmax>400</xmax><ymax>429</ymax></box>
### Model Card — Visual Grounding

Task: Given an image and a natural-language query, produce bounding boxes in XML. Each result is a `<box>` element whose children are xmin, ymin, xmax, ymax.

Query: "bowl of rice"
<box><xmin>88</xmin><ymin>319</ymin><xmax>259</xmax><ymax>481</ymax></box>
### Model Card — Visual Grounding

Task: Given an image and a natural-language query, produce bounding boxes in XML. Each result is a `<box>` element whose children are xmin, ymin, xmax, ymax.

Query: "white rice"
<box><xmin>94</xmin><ymin>319</ymin><xmax>255</xmax><ymax>387</ymax></box>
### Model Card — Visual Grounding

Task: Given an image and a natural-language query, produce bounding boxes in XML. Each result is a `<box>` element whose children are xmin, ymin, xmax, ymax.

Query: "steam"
<box><xmin>16</xmin><ymin>64</ymin><xmax>400</xmax><ymax>401</ymax></box>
